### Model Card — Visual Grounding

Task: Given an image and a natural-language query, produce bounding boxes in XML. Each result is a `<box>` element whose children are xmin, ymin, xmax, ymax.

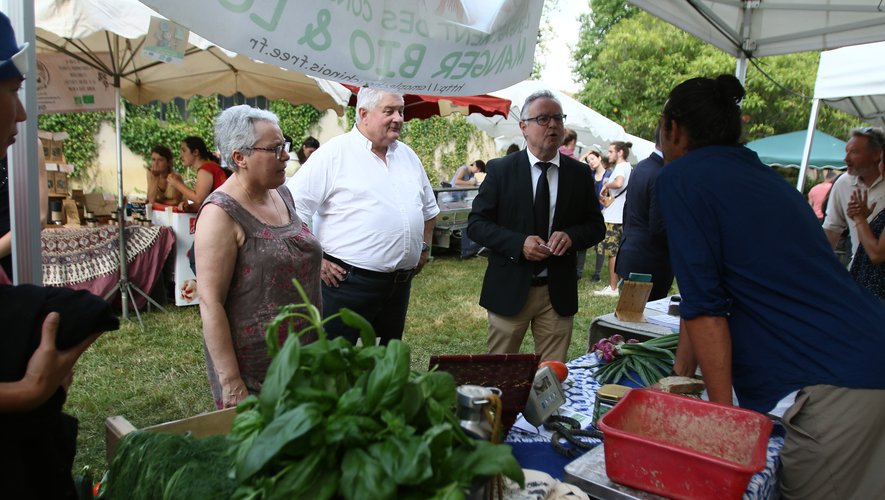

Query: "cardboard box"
<box><xmin>84</xmin><ymin>192</ymin><xmax>118</xmax><ymax>217</ymax></box>
<box><xmin>37</xmin><ymin>130</ymin><xmax>69</xmax><ymax>162</ymax></box>
<box><xmin>105</xmin><ymin>407</ymin><xmax>236</xmax><ymax>463</ymax></box>
<box><xmin>51</xmin><ymin>171</ymin><xmax>69</xmax><ymax>196</ymax></box>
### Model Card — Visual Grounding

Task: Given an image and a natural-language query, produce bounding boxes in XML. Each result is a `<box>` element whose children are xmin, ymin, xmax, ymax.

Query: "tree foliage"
<box><xmin>400</xmin><ymin>115</ymin><xmax>484</xmax><ymax>185</ymax></box>
<box><xmin>573</xmin><ymin>2</ymin><xmax>861</xmax><ymax>141</ymax></box>
<box><xmin>37</xmin><ymin>111</ymin><xmax>111</xmax><ymax>178</ymax></box>
<box><xmin>39</xmin><ymin>96</ymin><xmax>323</xmax><ymax>184</ymax></box>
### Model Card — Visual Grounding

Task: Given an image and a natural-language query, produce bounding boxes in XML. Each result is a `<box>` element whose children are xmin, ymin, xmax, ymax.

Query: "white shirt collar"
<box><xmin>526</xmin><ymin>149</ymin><xmax>561</xmax><ymax>169</ymax></box>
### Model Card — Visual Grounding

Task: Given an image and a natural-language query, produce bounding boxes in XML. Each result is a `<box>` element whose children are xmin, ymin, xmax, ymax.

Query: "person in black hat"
<box><xmin>0</xmin><ymin>13</ymin><xmax>113</xmax><ymax>498</ymax></box>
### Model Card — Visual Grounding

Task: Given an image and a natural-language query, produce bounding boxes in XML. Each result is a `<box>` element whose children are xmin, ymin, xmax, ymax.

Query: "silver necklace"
<box><xmin>236</xmin><ymin>174</ymin><xmax>283</xmax><ymax>226</ymax></box>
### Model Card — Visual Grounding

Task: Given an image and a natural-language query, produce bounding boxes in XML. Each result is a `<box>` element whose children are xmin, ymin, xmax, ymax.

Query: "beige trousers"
<box><xmin>779</xmin><ymin>384</ymin><xmax>885</xmax><ymax>500</ymax></box>
<box><xmin>487</xmin><ymin>285</ymin><xmax>574</xmax><ymax>362</ymax></box>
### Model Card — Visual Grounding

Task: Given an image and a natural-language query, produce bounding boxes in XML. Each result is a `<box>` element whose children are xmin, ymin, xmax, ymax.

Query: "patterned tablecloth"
<box><xmin>41</xmin><ymin>225</ymin><xmax>174</xmax><ymax>307</ymax></box>
<box><xmin>505</xmin><ymin>353</ymin><xmax>784</xmax><ymax>499</ymax></box>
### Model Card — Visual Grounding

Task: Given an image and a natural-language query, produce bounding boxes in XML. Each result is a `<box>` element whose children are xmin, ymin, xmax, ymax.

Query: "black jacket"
<box><xmin>0</xmin><ymin>284</ymin><xmax>118</xmax><ymax>498</ymax></box>
<box><xmin>468</xmin><ymin>150</ymin><xmax>605</xmax><ymax>316</ymax></box>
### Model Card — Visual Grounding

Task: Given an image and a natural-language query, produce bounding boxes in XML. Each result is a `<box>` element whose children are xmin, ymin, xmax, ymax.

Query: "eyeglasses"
<box><xmin>249</xmin><ymin>141</ymin><xmax>291</xmax><ymax>161</ymax></box>
<box><xmin>523</xmin><ymin>113</ymin><xmax>567</xmax><ymax>126</ymax></box>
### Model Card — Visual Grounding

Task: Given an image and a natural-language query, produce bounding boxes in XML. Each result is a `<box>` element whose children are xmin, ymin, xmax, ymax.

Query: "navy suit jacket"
<box><xmin>468</xmin><ymin>150</ymin><xmax>605</xmax><ymax>316</ymax></box>
<box><xmin>615</xmin><ymin>151</ymin><xmax>673</xmax><ymax>299</ymax></box>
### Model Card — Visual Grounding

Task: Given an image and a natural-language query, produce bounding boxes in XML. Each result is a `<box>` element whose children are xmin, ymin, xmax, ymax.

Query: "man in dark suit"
<box><xmin>615</xmin><ymin>129</ymin><xmax>673</xmax><ymax>301</ymax></box>
<box><xmin>467</xmin><ymin>90</ymin><xmax>605</xmax><ymax>362</ymax></box>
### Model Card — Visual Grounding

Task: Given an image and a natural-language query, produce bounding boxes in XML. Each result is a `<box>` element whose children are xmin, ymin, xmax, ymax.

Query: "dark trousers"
<box><xmin>321</xmin><ymin>271</ymin><xmax>412</xmax><ymax>345</ymax></box>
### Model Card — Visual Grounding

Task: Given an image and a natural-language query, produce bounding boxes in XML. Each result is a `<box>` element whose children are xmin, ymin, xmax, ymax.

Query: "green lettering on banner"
<box><xmin>376</xmin><ymin>39</ymin><xmax>400</xmax><ymax>78</ymax></box>
<box><xmin>332</xmin><ymin>0</ymin><xmax>373</xmax><ymax>22</ymax></box>
<box><xmin>299</xmin><ymin>8</ymin><xmax>332</xmax><ymax>50</ymax></box>
<box><xmin>250</xmin><ymin>0</ymin><xmax>288</xmax><ymax>32</ymax></box>
<box><xmin>350</xmin><ymin>29</ymin><xmax>373</xmax><ymax>70</ymax></box>
<box><xmin>219</xmin><ymin>0</ymin><xmax>251</xmax><ymax>13</ymax></box>
<box><xmin>381</xmin><ymin>9</ymin><xmax>395</xmax><ymax>31</ymax></box>
<box><xmin>433</xmin><ymin>37</ymin><xmax>527</xmax><ymax>80</ymax></box>
<box><xmin>399</xmin><ymin>44</ymin><xmax>425</xmax><ymax>78</ymax></box>
<box><xmin>380</xmin><ymin>9</ymin><xmax>428</xmax><ymax>37</ymax></box>
<box><xmin>431</xmin><ymin>52</ymin><xmax>459</xmax><ymax>79</ymax></box>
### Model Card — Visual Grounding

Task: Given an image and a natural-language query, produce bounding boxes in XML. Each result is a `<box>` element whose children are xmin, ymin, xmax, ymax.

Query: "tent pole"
<box><xmin>798</xmin><ymin>98</ymin><xmax>821</xmax><ymax>192</ymax></box>
<box><xmin>113</xmin><ymin>84</ymin><xmax>129</xmax><ymax>320</ymax></box>
<box><xmin>104</xmin><ymin>83</ymin><xmax>167</xmax><ymax>324</ymax></box>
<box><xmin>7</xmin><ymin>0</ymin><xmax>41</xmax><ymax>285</ymax></box>
<box><xmin>734</xmin><ymin>56</ymin><xmax>748</xmax><ymax>86</ymax></box>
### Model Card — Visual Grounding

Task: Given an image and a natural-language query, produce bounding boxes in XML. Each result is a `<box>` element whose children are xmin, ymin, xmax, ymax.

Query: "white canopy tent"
<box><xmin>627</xmin><ymin>0</ymin><xmax>885</xmax><ymax>83</ymax></box>
<box><xmin>7</xmin><ymin>0</ymin><xmax>350</xmax><ymax>317</ymax></box>
<box><xmin>467</xmin><ymin>80</ymin><xmax>654</xmax><ymax>163</ymax></box>
<box><xmin>797</xmin><ymin>40</ymin><xmax>885</xmax><ymax>189</ymax></box>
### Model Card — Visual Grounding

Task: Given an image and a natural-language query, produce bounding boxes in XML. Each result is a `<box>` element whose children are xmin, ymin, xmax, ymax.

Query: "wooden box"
<box><xmin>51</xmin><ymin>171</ymin><xmax>69</xmax><ymax>196</ymax></box>
<box><xmin>105</xmin><ymin>407</ymin><xmax>236</xmax><ymax>463</ymax></box>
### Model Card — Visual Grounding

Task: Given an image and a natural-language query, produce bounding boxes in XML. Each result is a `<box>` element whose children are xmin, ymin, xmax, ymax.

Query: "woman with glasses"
<box><xmin>194</xmin><ymin>105</ymin><xmax>322</xmax><ymax>409</ymax></box>
<box><xmin>167</xmin><ymin>136</ymin><xmax>227</xmax><ymax>212</ymax></box>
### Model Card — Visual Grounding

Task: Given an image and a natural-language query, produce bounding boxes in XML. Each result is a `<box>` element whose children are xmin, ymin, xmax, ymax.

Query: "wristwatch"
<box><xmin>421</xmin><ymin>242</ymin><xmax>430</xmax><ymax>253</ymax></box>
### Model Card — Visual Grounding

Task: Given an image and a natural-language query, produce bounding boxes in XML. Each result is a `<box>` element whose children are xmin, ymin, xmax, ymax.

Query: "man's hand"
<box><xmin>545</xmin><ymin>231</ymin><xmax>572</xmax><ymax>256</ymax></box>
<box><xmin>847</xmin><ymin>188</ymin><xmax>876</xmax><ymax>221</ymax></box>
<box><xmin>523</xmin><ymin>235</ymin><xmax>553</xmax><ymax>261</ymax></box>
<box><xmin>415</xmin><ymin>251</ymin><xmax>429</xmax><ymax>274</ymax></box>
<box><xmin>23</xmin><ymin>312</ymin><xmax>99</xmax><ymax>408</ymax></box>
<box><xmin>320</xmin><ymin>258</ymin><xmax>347</xmax><ymax>287</ymax></box>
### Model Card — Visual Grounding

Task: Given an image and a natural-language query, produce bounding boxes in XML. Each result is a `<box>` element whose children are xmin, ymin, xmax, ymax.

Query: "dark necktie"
<box><xmin>534</xmin><ymin>162</ymin><xmax>551</xmax><ymax>275</ymax></box>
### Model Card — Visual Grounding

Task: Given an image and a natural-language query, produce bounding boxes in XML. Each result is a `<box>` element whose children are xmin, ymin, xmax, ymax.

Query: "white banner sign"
<box><xmin>36</xmin><ymin>53</ymin><xmax>116</xmax><ymax>114</ymax></box>
<box><xmin>139</xmin><ymin>0</ymin><xmax>541</xmax><ymax>96</ymax></box>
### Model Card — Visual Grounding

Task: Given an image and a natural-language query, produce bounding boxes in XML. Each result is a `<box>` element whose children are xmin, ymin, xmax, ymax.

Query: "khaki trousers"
<box><xmin>487</xmin><ymin>285</ymin><xmax>574</xmax><ymax>362</ymax></box>
<box><xmin>779</xmin><ymin>384</ymin><xmax>885</xmax><ymax>499</ymax></box>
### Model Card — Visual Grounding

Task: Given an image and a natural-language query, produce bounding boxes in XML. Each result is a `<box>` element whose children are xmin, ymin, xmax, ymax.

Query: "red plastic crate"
<box><xmin>597</xmin><ymin>389</ymin><xmax>772</xmax><ymax>500</ymax></box>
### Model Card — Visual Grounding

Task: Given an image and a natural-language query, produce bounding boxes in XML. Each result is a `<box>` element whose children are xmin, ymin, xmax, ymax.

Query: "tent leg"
<box><xmin>735</xmin><ymin>56</ymin><xmax>748</xmax><ymax>86</ymax></box>
<box><xmin>798</xmin><ymin>99</ymin><xmax>821</xmax><ymax>192</ymax></box>
<box><xmin>110</xmin><ymin>85</ymin><xmax>165</xmax><ymax>324</ymax></box>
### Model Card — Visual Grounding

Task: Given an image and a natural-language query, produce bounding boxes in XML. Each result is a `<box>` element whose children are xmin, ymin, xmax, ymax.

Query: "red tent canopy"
<box><xmin>343</xmin><ymin>84</ymin><xmax>511</xmax><ymax>121</ymax></box>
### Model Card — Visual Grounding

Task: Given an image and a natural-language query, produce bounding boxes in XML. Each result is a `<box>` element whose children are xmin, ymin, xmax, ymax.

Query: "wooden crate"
<box><xmin>105</xmin><ymin>407</ymin><xmax>236</xmax><ymax>463</ymax></box>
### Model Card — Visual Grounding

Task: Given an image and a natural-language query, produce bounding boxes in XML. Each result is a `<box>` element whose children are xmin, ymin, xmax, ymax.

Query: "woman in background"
<box><xmin>195</xmin><ymin>105</ymin><xmax>321</xmax><ymax>409</ymax></box>
<box><xmin>296</xmin><ymin>136</ymin><xmax>320</xmax><ymax>165</ymax></box>
<box><xmin>451</xmin><ymin>159</ymin><xmax>486</xmax><ymax>187</ymax></box>
<box><xmin>145</xmin><ymin>145</ymin><xmax>182</xmax><ymax>206</ymax></box>
<box><xmin>168</xmin><ymin>136</ymin><xmax>226</xmax><ymax>212</ymax></box>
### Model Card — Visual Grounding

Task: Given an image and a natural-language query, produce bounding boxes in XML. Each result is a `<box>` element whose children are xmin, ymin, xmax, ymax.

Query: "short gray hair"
<box><xmin>355</xmin><ymin>87</ymin><xmax>404</xmax><ymax>113</ymax></box>
<box><xmin>520</xmin><ymin>90</ymin><xmax>560</xmax><ymax>121</ymax></box>
<box><xmin>214</xmin><ymin>105</ymin><xmax>280</xmax><ymax>171</ymax></box>
<box><xmin>850</xmin><ymin>126</ymin><xmax>885</xmax><ymax>152</ymax></box>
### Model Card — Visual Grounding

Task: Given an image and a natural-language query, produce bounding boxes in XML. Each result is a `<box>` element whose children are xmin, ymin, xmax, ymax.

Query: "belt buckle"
<box><xmin>393</xmin><ymin>270</ymin><xmax>412</xmax><ymax>283</ymax></box>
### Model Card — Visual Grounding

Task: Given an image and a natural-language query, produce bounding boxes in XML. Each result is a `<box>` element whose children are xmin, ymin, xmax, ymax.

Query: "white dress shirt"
<box><xmin>288</xmin><ymin>127</ymin><xmax>440</xmax><ymax>272</ymax></box>
<box><xmin>525</xmin><ymin>148</ymin><xmax>561</xmax><ymax>236</ymax></box>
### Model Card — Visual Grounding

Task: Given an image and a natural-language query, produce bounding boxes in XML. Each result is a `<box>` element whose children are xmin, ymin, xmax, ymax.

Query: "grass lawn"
<box><xmin>66</xmin><ymin>251</ymin><xmax>623</xmax><ymax>476</ymax></box>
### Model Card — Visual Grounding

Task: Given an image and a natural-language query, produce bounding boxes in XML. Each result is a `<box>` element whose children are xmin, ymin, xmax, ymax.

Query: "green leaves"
<box><xmin>227</xmin><ymin>296</ymin><xmax>522</xmax><ymax>498</ymax></box>
<box><xmin>365</xmin><ymin>340</ymin><xmax>411</xmax><ymax>412</ymax></box>
<box><xmin>236</xmin><ymin>403</ymin><xmax>323</xmax><ymax>480</ymax></box>
<box><xmin>592</xmin><ymin>333</ymin><xmax>678</xmax><ymax>386</ymax></box>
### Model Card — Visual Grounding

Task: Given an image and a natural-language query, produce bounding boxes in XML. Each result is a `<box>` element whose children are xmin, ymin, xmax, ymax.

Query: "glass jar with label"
<box><xmin>593</xmin><ymin>384</ymin><xmax>630</xmax><ymax>425</ymax></box>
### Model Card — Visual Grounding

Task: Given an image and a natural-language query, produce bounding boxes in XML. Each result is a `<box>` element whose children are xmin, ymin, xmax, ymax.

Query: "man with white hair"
<box><xmin>288</xmin><ymin>87</ymin><xmax>438</xmax><ymax>345</ymax></box>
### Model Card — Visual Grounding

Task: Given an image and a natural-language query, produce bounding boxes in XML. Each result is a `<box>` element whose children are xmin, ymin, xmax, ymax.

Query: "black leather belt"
<box><xmin>530</xmin><ymin>276</ymin><xmax>549</xmax><ymax>287</ymax></box>
<box><xmin>324</xmin><ymin>253</ymin><xmax>415</xmax><ymax>284</ymax></box>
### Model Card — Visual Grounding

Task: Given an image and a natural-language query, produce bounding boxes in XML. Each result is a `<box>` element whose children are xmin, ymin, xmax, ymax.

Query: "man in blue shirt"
<box><xmin>658</xmin><ymin>75</ymin><xmax>885</xmax><ymax>499</ymax></box>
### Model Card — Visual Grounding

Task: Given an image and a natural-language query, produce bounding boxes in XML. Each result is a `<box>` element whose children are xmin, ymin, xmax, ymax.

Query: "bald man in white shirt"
<box><xmin>288</xmin><ymin>87</ymin><xmax>439</xmax><ymax>345</ymax></box>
